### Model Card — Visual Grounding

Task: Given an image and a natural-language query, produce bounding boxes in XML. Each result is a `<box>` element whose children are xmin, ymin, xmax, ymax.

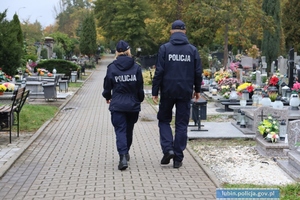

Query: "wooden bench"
<box><xmin>0</xmin><ymin>87</ymin><xmax>29</xmax><ymax>143</ymax></box>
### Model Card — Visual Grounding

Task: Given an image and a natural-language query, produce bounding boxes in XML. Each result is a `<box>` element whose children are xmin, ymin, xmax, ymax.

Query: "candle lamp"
<box><xmin>240</xmin><ymin>111</ymin><xmax>246</xmax><ymax>128</ymax></box>
<box><xmin>279</xmin><ymin>120</ymin><xmax>287</xmax><ymax>141</ymax></box>
<box><xmin>289</xmin><ymin>93</ymin><xmax>300</xmax><ymax>110</ymax></box>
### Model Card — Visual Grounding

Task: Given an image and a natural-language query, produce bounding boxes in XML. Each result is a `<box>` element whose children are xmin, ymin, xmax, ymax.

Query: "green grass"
<box><xmin>19</xmin><ymin>104</ymin><xmax>58</xmax><ymax>132</ymax></box>
<box><xmin>68</xmin><ymin>82</ymin><xmax>82</xmax><ymax>88</ymax></box>
<box><xmin>9</xmin><ymin>71</ymin><xmax>92</xmax><ymax>132</ymax></box>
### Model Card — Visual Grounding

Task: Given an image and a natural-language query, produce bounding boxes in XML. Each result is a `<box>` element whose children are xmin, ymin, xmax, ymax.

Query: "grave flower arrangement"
<box><xmin>229</xmin><ymin>61</ymin><xmax>240</xmax><ymax>72</ymax></box>
<box><xmin>214</xmin><ymin>70</ymin><xmax>231</xmax><ymax>83</ymax></box>
<box><xmin>236</xmin><ymin>82</ymin><xmax>255</xmax><ymax>97</ymax></box>
<box><xmin>291</xmin><ymin>81</ymin><xmax>300</xmax><ymax>94</ymax></box>
<box><xmin>37</xmin><ymin>68</ymin><xmax>48</xmax><ymax>76</ymax></box>
<box><xmin>2</xmin><ymin>82</ymin><xmax>15</xmax><ymax>92</ymax></box>
<box><xmin>0</xmin><ymin>84</ymin><xmax>7</xmax><ymax>92</ymax></box>
<box><xmin>203</xmin><ymin>69</ymin><xmax>212</xmax><ymax>78</ymax></box>
<box><xmin>0</xmin><ymin>68</ymin><xmax>12</xmax><ymax>82</ymax></box>
<box><xmin>217</xmin><ymin>78</ymin><xmax>240</xmax><ymax>99</ymax></box>
<box><xmin>258</xmin><ymin>115</ymin><xmax>280</xmax><ymax>143</ymax></box>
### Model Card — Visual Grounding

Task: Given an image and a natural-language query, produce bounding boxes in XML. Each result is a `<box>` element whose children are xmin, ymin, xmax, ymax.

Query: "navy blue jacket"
<box><xmin>102</xmin><ymin>55</ymin><xmax>144</xmax><ymax>112</ymax></box>
<box><xmin>152</xmin><ymin>32</ymin><xmax>202</xmax><ymax>99</ymax></box>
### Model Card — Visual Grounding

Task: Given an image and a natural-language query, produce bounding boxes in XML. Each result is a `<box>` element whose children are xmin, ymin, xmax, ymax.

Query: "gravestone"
<box><xmin>271</xmin><ymin>61</ymin><xmax>275</xmax><ymax>74</ymax></box>
<box><xmin>241</xmin><ymin>56</ymin><xmax>253</xmax><ymax>68</ymax></box>
<box><xmin>256</xmin><ymin>71</ymin><xmax>262</xmax><ymax>86</ymax></box>
<box><xmin>261</xmin><ymin>56</ymin><xmax>267</xmax><ymax>75</ymax></box>
<box><xmin>278</xmin><ymin>56</ymin><xmax>288</xmax><ymax>84</ymax></box>
<box><xmin>252</xmin><ymin>107</ymin><xmax>289</xmax><ymax>157</ymax></box>
<box><xmin>277</xmin><ymin>120</ymin><xmax>300</xmax><ymax>181</ymax></box>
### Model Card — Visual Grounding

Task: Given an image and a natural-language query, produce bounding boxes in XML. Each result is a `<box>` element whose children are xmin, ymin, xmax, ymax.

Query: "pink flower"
<box><xmin>292</xmin><ymin>81</ymin><xmax>300</xmax><ymax>92</ymax></box>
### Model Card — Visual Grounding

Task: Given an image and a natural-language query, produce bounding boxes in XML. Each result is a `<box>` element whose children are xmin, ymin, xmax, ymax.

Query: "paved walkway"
<box><xmin>0</xmin><ymin>55</ymin><xmax>217</xmax><ymax>200</ymax></box>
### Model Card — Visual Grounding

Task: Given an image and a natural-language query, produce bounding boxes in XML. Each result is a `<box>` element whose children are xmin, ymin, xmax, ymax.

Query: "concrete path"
<box><xmin>0</xmin><ymin>55</ymin><xmax>217</xmax><ymax>200</ymax></box>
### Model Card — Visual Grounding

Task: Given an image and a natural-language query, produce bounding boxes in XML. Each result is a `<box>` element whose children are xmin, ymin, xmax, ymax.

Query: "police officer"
<box><xmin>152</xmin><ymin>20</ymin><xmax>202</xmax><ymax>168</ymax></box>
<box><xmin>102</xmin><ymin>40</ymin><xmax>145</xmax><ymax>170</ymax></box>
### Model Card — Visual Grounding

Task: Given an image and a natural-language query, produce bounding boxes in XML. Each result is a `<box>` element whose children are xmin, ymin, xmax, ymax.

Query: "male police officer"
<box><xmin>152</xmin><ymin>20</ymin><xmax>202</xmax><ymax>168</ymax></box>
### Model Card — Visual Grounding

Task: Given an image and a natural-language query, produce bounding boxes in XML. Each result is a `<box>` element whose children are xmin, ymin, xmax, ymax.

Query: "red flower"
<box><xmin>269</xmin><ymin>75</ymin><xmax>279</xmax><ymax>86</ymax></box>
<box><xmin>247</xmin><ymin>85</ymin><xmax>254</xmax><ymax>93</ymax></box>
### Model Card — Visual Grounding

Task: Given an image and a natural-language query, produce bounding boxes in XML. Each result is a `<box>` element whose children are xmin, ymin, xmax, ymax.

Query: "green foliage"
<box><xmin>36</xmin><ymin>59</ymin><xmax>80</xmax><ymax>76</ymax></box>
<box><xmin>49</xmin><ymin>31</ymin><xmax>80</xmax><ymax>59</ymax></box>
<box><xmin>198</xmin><ymin>46</ymin><xmax>210</xmax><ymax>69</ymax></box>
<box><xmin>20</xmin><ymin>104</ymin><xmax>58</xmax><ymax>132</ymax></box>
<box><xmin>0</xmin><ymin>11</ymin><xmax>23</xmax><ymax>76</ymax></box>
<box><xmin>262</xmin><ymin>0</ymin><xmax>281</xmax><ymax>73</ymax></box>
<box><xmin>21</xmin><ymin>20</ymin><xmax>43</xmax><ymax>57</ymax></box>
<box><xmin>23</xmin><ymin>54</ymin><xmax>38</xmax><ymax>62</ymax></box>
<box><xmin>79</xmin><ymin>12</ymin><xmax>97</xmax><ymax>57</ymax></box>
<box><xmin>142</xmin><ymin>68</ymin><xmax>155</xmax><ymax>85</ymax></box>
<box><xmin>53</xmin><ymin>46</ymin><xmax>64</xmax><ymax>59</ymax></box>
<box><xmin>282</xmin><ymin>0</ymin><xmax>300</xmax><ymax>53</ymax></box>
<box><xmin>40</xmin><ymin>49</ymin><xmax>48</xmax><ymax>60</ymax></box>
<box><xmin>94</xmin><ymin>0</ymin><xmax>151</xmax><ymax>54</ymax></box>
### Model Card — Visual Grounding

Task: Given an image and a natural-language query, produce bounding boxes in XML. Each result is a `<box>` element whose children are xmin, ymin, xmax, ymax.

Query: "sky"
<box><xmin>1</xmin><ymin>0</ymin><xmax>61</xmax><ymax>27</ymax></box>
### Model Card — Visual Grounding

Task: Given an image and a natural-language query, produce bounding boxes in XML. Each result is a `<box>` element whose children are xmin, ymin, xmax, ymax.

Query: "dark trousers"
<box><xmin>111</xmin><ymin>111</ymin><xmax>139</xmax><ymax>155</ymax></box>
<box><xmin>157</xmin><ymin>98</ymin><xmax>190</xmax><ymax>162</ymax></box>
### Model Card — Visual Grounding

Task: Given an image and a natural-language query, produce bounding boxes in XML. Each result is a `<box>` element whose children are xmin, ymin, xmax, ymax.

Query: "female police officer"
<box><xmin>102</xmin><ymin>40</ymin><xmax>145</xmax><ymax>170</ymax></box>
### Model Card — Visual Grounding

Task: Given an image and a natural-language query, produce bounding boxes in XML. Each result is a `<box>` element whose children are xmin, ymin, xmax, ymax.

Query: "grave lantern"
<box><xmin>212</xmin><ymin>86</ymin><xmax>218</xmax><ymax>96</ymax></box>
<box><xmin>229</xmin><ymin>88</ymin><xmax>238</xmax><ymax>101</ymax></box>
<box><xmin>289</xmin><ymin>93</ymin><xmax>300</xmax><ymax>110</ymax></box>
<box><xmin>286</xmin><ymin>88</ymin><xmax>292</xmax><ymax>101</ymax></box>
<box><xmin>279</xmin><ymin>120</ymin><xmax>287</xmax><ymax>141</ymax></box>
<box><xmin>236</xmin><ymin>109</ymin><xmax>241</xmax><ymax>125</ymax></box>
<box><xmin>240</xmin><ymin>111</ymin><xmax>246</xmax><ymax>128</ymax></box>
<box><xmin>281</xmin><ymin>85</ymin><xmax>290</xmax><ymax>100</ymax></box>
<box><xmin>242</xmin><ymin>90</ymin><xmax>249</xmax><ymax>100</ymax></box>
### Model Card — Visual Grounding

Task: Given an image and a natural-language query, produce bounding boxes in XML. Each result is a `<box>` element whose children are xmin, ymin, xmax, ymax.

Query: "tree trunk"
<box><xmin>223</xmin><ymin>23</ymin><xmax>229</xmax><ymax>70</ymax></box>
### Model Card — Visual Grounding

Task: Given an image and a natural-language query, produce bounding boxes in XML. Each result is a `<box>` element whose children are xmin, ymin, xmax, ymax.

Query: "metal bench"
<box><xmin>0</xmin><ymin>87</ymin><xmax>29</xmax><ymax>143</ymax></box>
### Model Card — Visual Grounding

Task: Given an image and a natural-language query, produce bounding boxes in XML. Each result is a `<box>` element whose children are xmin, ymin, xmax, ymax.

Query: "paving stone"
<box><xmin>0</xmin><ymin>55</ymin><xmax>218</xmax><ymax>199</ymax></box>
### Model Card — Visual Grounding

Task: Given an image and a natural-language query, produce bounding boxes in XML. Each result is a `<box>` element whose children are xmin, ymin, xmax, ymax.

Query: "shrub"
<box><xmin>36</xmin><ymin>59</ymin><xmax>80</xmax><ymax>77</ymax></box>
<box><xmin>142</xmin><ymin>68</ymin><xmax>155</xmax><ymax>85</ymax></box>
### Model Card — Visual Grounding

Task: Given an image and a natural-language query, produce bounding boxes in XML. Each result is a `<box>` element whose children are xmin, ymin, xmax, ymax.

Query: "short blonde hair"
<box><xmin>170</xmin><ymin>29</ymin><xmax>186</xmax><ymax>34</ymax></box>
<box><xmin>115</xmin><ymin>49</ymin><xmax>132</xmax><ymax>59</ymax></box>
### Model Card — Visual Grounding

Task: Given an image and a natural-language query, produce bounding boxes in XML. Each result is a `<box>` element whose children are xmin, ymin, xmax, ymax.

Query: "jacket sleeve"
<box><xmin>194</xmin><ymin>48</ymin><xmax>202</xmax><ymax>93</ymax></box>
<box><xmin>151</xmin><ymin>45</ymin><xmax>165</xmax><ymax>96</ymax></box>
<box><xmin>137</xmin><ymin>65</ymin><xmax>145</xmax><ymax>102</ymax></box>
<box><xmin>102</xmin><ymin>68</ymin><xmax>113</xmax><ymax>100</ymax></box>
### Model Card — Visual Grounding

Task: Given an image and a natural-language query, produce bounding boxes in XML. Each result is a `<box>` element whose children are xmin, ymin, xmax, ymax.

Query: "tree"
<box><xmin>21</xmin><ymin>20</ymin><xmax>44</xmax><ymax>59</ymax></box>
<box><xmin>94</xmin><ymin>0</ymin><xmax>151</xmax><ymax>54</ymax></box>
<box><xmin>0</xmin><ymin>11</ymin><xmax>23</xmax><ymax>76</ymax></box>
<box><xmin>79</xmin><ymin>12</ymin><xmax>97</xmax><ymax>58</ymax></box>
<box><xmin>184</xmin><ymin>0</ymin><xmax>274</xmax><ymax>68</ymax></box>
<box><xmin>261</xmin><ymin>0</ymin><xmax>281</xmax><ymax>73</ymax></box>
<box><xmin>50</xmin><ymin>31</ymin><xmax>76</xmax><ymax>59</ymax></box>
<box><xmin>282</xmin><ymin>0</ymin><xmax>300</xmax><ymax>53</ymax></box>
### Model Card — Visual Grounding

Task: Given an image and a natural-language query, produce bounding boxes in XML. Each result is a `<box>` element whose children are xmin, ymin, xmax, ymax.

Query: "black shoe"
<box><xmin>118</xmin><ymin>155</ymin><xmax>128</xmax><ymax>170</ymax></box>
<box><xmin>173</xmin><ymin>161</ymin><xmax>182</xmax><ymax>168</ymax></box>
<box><xmin>161</xmin><ymin>150</ymin><xmax>175</xmax><ymax>164</ymax></box>
<box><xmin>125</xmin><ymin>153</ymin><xmax>130</xmax><ymax>161</ymax></box>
